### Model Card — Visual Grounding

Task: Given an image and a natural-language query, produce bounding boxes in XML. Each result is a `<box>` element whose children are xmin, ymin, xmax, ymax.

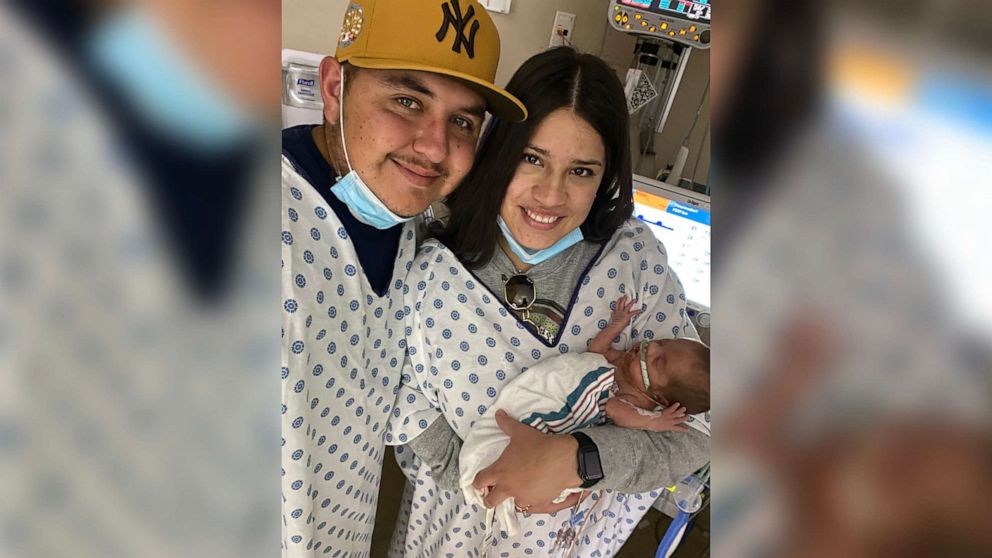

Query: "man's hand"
<box><xmin>606</xmin><ymin>397</ymin><xmax>690</xmax><ymax>432</ymax></box>
<box><xmin>472</xmin><ymin>410</ymin><xmax>582</xmax><ymax>510</ymax></box>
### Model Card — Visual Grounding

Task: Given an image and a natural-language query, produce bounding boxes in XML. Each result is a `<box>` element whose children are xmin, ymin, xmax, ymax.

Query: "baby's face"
<box><xmin>628</xmin><ymin>338</ymin><xmax>704</xmax><ymax>393</ymax></box>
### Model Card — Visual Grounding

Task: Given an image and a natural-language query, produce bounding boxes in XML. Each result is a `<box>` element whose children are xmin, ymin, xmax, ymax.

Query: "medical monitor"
<box><xmin>619</xmin><ymin>0</ymin><xmax>711</xmax><ymax>23</ymax></box>
<box><xmin>631</xmin><ymin>174</ymin><xmax>710</xmax><ymax>310</ymax></box>
<box><xmin>610</xmin><ymin>0</ymin><xmax>711</xmax><ymax>48</ymax></box>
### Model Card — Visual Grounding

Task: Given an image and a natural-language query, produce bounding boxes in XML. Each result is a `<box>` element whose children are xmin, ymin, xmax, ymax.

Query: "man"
<box><xmin>280</xmin><ymin>0</ymin><xmax>525</xmax><ymax>555</ymax></box>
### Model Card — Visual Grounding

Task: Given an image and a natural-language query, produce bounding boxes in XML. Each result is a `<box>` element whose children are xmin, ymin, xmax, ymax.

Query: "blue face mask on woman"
<box><xmin>497</xmin><ymin>216</ymin><xmax>584</xmax><ymax>266</ymax></box>
<box><xmin>330</xmin><ymin>67</ymin><xmax>412</xmax><ymax>230</ymax></box>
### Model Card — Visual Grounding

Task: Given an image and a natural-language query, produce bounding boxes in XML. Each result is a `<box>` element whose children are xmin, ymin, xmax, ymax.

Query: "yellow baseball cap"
<box><xmin>335</xmin><ymin>0</ymin><xmax>527</xmax><ymax>122</ymax></box>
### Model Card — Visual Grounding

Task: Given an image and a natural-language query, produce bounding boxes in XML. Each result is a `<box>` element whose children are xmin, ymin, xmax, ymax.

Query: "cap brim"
<box><xmin>345</xmin><ymin>56</ymin><xmax>527</xmax><ymax>123</ymax></box>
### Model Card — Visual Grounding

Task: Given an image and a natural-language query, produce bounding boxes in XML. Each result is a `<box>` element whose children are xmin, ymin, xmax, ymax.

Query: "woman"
<box><xmin>386</xmin><ymin>47</ymin><xmax>708</xmax><ymax>557</ymax></box>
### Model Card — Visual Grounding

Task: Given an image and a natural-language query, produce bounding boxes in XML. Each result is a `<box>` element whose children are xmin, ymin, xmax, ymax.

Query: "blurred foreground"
<box><xmin>712</xmin><ymin>0</ymin><xmax>991</xmax><ymax>557</ymax></box>
<box><xmin>1</xmin><ymin>1</ymin><xmax>280</xmax><ymax>556</ymax></box>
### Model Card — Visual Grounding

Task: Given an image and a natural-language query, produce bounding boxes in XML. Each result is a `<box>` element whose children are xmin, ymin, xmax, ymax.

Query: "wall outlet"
<box><xmin>549</xmin><ymin>11</ymin><xmax>575</xmax><ymax>48</ymax></box>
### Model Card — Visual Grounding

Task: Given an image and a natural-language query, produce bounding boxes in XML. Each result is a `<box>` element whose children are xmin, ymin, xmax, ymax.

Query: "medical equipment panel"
<box><xmin>609</xmin><ymin>0</ymin><xmax>711</xmax><ymax>49</ymax></box>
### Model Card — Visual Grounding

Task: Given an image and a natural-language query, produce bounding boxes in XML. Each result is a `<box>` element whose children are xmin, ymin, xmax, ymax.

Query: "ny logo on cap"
<box><xmin>435</xmin><ymin>0</ymin><xmax>479</xmax><ymax>58</ymax></box>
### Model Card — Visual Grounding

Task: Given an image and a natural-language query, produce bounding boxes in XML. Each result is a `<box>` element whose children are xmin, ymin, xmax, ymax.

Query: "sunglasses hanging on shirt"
<box><xmin>502</xmin><ymin>274</ymin><xmax>555</xmax><ymax>343</ymax></box>
<box><xmin>503</xmin><ymin>274</ymin><xmax>535</xmax><ymax>312</ymax></box>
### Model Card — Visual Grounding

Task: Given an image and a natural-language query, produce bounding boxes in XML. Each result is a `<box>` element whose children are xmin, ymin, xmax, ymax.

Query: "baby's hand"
<box><xmin>605</xmin><ymin>397</ymin><xmax>689</xmax><ymax>433</ymax></box>
<box><xmin>655</xmin><ymin>403</ymin><xmax>690</xmax><ymax>431</ymax></box>
<box><xmin>609</xmin><ymin>294</ymin><xmax>641</xmax><ymax>327</ymax></box>
<box><xmin>589</xmin><ymin>295</ymin><xmax>643</xmax><ymax>359</ymax></box>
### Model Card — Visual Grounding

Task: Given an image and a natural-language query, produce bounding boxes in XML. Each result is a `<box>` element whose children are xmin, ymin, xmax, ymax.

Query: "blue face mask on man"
<box><xmin>497</xmin><ymin>216</ymin><xmax>584</xmax><ymax>266</ymax></box>
<box><xmin>329</xmin><ymin>67</ymin><xmax>412</xmax><ymax>230</ymax></box>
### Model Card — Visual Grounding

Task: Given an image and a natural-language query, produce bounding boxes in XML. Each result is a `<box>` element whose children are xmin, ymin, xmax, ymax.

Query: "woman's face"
<box><xmin>498</xmin><ymin>109</ymin><xmax>605</xmax><ymax>250</ymax></box>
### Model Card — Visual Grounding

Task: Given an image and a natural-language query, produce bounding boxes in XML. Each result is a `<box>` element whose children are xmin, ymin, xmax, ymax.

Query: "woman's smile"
<box><xmin>521</xmin><ymin>207</ymin><xmax>564</xmax><ymax>230</ymax></box>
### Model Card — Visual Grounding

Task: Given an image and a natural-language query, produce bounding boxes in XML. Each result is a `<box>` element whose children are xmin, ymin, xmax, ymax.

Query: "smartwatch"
<box><xmin>571</xmin><ymin>431</ymin><xmax>603</xmax><ymax>489</ymax></box>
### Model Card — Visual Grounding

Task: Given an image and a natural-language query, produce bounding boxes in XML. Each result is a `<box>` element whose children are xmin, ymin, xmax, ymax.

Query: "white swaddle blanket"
<box><xmin>459</xmin><ymin>352</ymin><xmax>616</xmax><ymax>536</ymax></box>
<box><xmin>459</xmin><ymin>351</ymin><xmax>713</xmax><ymax>536</ymax></box>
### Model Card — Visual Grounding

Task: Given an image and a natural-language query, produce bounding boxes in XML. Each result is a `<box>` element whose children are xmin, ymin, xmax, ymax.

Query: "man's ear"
<box><xmin>318</xmin><ymin>56</ymin><xmax>344</xmax><ymax>125</ymax></box>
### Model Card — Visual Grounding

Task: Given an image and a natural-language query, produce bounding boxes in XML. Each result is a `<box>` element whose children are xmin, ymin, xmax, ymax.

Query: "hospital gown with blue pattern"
<box><xmin>281</xmin><ymin>156</ymin><xmax>415</xmax><ymax>556</ymax></box>
<box><xmin>386</xmin><ymin>222</ymin><xmax>693</xmax><ymax>557</ymax></box>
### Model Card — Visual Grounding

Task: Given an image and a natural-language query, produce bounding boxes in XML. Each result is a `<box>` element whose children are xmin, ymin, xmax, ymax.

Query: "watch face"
<box><xmin>579</xmin><ymin>446</ymin><xmax>604</xmax><ymax>483</ymax></box>
<box><xmin>586</xmin><ymin>453</ymin><xmax>604</xmax><ymax>481</ymax></box>
<box><xmin>573</xmin><ymin>432</ymin><xmax>603</xmax><ymax>487</ymax></box>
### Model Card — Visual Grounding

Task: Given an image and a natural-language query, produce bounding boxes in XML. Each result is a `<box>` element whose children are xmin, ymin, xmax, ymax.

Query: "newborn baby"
<box><xmin>595</xmin><ymin>295</ymin><xmax>710</xmax><ymax>433</ymax></box>
<box><xmin>460</xmin><ymin>295</ymin><xmax>710</xmax><ymax>536</ymax></box>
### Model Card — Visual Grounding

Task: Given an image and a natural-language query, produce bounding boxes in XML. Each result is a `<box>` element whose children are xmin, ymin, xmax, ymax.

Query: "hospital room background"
<box><xmin>283</xmin><ymin>1</ymin><xmax>713</xmax><ymax>556</ymax></box>
<box><xmin>4</xmin><ymin>0</ymin><xmax>988</xmax><ymax>556</ymax></box>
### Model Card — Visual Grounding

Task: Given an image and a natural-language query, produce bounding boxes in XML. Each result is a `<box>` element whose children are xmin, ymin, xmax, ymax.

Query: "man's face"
<box><xmin>339</xmin><ymin>68</ymin><xmax>486</xmax><ymax>217</ymax></box>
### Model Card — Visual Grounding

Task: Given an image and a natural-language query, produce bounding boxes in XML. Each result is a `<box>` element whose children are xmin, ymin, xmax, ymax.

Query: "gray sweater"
<box><xmin>407</xmin><ymin>239</ymin><xmax>709</xmax><ymax>491</ymax></box>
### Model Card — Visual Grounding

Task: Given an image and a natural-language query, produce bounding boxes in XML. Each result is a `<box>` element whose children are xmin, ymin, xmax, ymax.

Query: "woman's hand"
<box><xmin>520</xmin><ymin>492</ymin><xmax>587</xmax><ymax>515</ymax></box>
<box><xmin>472</xmin><ymin>410</ymin><xmax>582</xmax><ymax>510</ymax></box>
<box><xmin>605</xmin><ymin>397</ymin><xmax>690</xmax><ymax>432</ymax></box>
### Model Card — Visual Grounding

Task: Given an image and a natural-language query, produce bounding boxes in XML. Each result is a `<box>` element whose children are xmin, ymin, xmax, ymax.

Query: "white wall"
<box><xmin>282</xmin><ymin>0</ymin><xmax>619</xmax><ymax>86</ymax></box>
<box><xmin>281</xmin><ymin>0</ymin><xmax>708</xmax><ymax>185</ymax></box>
<box><xmin>281</xmin><ymin>0</ymin><xmax>349</xmax><ymax>57</ymax></box>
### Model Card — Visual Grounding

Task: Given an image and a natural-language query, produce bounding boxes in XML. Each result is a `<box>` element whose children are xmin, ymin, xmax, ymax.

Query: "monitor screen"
<box><xmin>632</xmin><ymin>185</ymin><xmax>711</xmax><ymax>309</ymax></box>
<box><xmin>622</xmin><ymin>0</ymin><xmax>711</xmax><ymax>23</ymax></box>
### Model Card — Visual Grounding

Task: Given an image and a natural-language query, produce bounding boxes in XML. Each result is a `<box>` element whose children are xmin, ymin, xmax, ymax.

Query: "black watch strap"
<box><xmin>571</xmin><ymin>431</ymin><xmax>604</xmax><ymax>489</ymax></box>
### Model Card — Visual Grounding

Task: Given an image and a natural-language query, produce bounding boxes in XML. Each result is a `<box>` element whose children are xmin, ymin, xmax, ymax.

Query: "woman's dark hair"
<box><xmin>716</xmin><ymin>0</ymin><xmax>822</xmax><ymax>180</ymax></box>
<box><xmin>714</xmin><ymin>0</ymin><xmax>823</xmax><ymax>256</ymax></box>
<box><xmin>437</xmin><ymin>47</ymin><xmax>633</xmax><ymax>268</ymax></box>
